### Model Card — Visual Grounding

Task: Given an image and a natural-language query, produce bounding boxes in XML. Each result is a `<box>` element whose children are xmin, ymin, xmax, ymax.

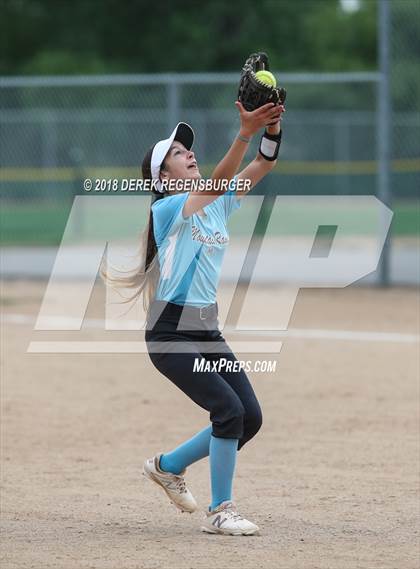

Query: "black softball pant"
<box><xmin>145</xmin><ymin>301</ymin><xmax>262</xmax><ymax>450</ymax></box>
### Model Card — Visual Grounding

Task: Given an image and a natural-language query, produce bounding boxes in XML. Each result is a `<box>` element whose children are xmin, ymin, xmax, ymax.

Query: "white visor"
<box><xmin>150</xmin><ymin>122</ymin><xmax>194</xmax><ymax>192</ymax></box>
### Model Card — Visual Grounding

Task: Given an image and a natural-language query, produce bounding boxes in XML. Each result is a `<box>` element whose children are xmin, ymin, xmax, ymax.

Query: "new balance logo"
<box><xmin>212</xmin><ymin>514</ymin><xmax>226</xmax><ymax>528</ymax></box>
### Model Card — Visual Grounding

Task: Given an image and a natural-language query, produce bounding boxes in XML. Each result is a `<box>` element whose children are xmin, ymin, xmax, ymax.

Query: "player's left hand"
<box><xmin>235</xmin><ymin>101</ymin><xmax>285</xmax><ymax>138</ymax></box>
<box><xmin>266</xmin><ymin>103</ymin><xmax>285</xmax><ymax>125</ymax></box>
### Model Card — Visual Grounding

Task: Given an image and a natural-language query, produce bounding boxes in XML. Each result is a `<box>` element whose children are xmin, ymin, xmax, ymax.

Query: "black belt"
<box><xmin>147</xmin><ymin>300</ymin><xmax>219</xmax><ymax>329</ymax></box>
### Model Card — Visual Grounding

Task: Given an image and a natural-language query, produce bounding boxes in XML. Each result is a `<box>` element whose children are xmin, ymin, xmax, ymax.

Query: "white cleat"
<box><xmin>201</xmin><ymin>500</ymin><xmax>260</xmax><ymax>536</ymax></box>
<box><xmin>142</xmin><ymin>454</ymin><xmax>198</xmax><ymax>514</ymax></box>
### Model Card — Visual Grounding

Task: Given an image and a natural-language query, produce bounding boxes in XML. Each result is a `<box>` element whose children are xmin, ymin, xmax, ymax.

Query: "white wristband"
<box><xmin>260</xmin><ymin>137</ymin><xmax>278</xmax><ymax>158</ymax></box>
<box><xmin>258</xmin><ymin>130</ymin><xmax>282</xmax><ymax>161</ymax></box>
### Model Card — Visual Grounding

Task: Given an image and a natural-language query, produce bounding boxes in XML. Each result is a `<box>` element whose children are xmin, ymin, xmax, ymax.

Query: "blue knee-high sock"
<box><xmin>159</xmin><ymin>425</ymin><xmax>212</xmax><ymax>475</ymax></box>
<box><xmin>209</xmin><ymin>435</ymin><xmax>239</xmax><ymax>511</ymax></box>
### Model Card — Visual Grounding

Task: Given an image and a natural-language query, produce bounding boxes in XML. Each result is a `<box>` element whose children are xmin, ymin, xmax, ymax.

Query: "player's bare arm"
<box><xmin>182</xmin><ymin>102</ymin><xmax>282</xmax><ymax>218</ymax></box>
<box><xmin>235</xmin><ymin>102</ymin><xmax>284</xmax><ymax>197</ymax></box>
<box><xmin>183</xmin><ymin>53</ymin><xmax>286</xmax><ymax>218</ymax></box>
<box><xmin>211</xmin><ymin>101</ymin><xmax>283</xmax><ymax>182</ymax></box>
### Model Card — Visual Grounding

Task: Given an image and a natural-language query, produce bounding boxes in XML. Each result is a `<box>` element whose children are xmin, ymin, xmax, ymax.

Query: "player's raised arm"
<box><xmin>184</xmin><ymin>51</ymin><xmax>286</xmax><ymax>217</ymax></box>
<box><xmin>235</xmin><ymin>104</ymin><xmax>284</xmax><ymax>197</ymax></box>
<box><xmin>214</xmin><ymin>50</ymin><xmax>286</xmax><ymax>197</ymax></box>
<box><xmin>182</xmin><ymin>102</ymin><xmax>280</xmax><ymax>218</ymax></box>
<box><xmin>210</xmin><ymin>101</ymin><xmax>283</xmax><ymax>182</ymax></box>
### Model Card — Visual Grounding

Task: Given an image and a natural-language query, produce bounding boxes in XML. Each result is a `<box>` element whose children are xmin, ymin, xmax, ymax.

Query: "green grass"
<box><xmin>1</xmin><ymin>199</ymin><xmax>418</xmax><ymax>246</ymax></box>
<box><xmin>390</xmin><ymin>202</ymin><xmax>420</xmax><ymax>235</ymax></box>
<box><xmin>1</xmin><ymin>204</ymin><xmax>72</xmax><ymax>245</ymax></box>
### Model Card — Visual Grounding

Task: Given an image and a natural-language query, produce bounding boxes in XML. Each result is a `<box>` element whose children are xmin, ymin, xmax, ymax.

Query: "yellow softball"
<box><xmin>255</xmin><ymin>70</ymin><xmax>277</xmax><ymax>88</ymax></box>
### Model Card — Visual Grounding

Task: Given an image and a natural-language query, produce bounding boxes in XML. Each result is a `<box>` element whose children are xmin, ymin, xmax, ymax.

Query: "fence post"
<box><xmin>377</xmin><ymin>0</ymin><xmax>392</xmax><ymax>286</ymax></box>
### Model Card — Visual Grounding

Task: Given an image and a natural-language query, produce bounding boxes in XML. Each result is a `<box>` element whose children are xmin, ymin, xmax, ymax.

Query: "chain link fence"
<box><xmin>1</xmin><ymin>73</ymin><xmax>418</xmax><ymax>238</ymax></box>
<box><xmin>389</xmin><ymin>0</ymin><xmax>419</xmax><ymax>203</ymax></box>
<box><xmin>0</xmin><ymin>2</ymin><xmax>419</xmax><ymax>285</ymax></box>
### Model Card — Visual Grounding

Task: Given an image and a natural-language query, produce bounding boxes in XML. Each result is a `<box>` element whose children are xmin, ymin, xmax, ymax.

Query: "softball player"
<box><xmin>114</xmin><ymin>98</ymin><xmax>283</xmax><ymax>535</ymax></box>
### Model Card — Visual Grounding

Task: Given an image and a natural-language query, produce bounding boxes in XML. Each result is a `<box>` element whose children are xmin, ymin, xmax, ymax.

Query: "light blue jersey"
<box><xmin>151</xmin><ymin>178</ymin><xmax>242</xmax><ymax>307</ymax></box>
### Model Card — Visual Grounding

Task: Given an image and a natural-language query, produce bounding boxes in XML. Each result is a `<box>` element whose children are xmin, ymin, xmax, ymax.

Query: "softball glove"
<box><xmin>238</xmin><ymin>52</ymin><xmax>286</xmax><ymax>112</ymax></box>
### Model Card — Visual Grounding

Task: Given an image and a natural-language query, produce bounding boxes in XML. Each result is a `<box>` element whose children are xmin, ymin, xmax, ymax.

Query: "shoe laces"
<box><xmin>223</xmin><ymin>506</ymin><xmax>244</xmax><ymax>522</ymax></box>
<box><xmin>174</xmin><ymin>475</ymin><xmax>187</xmax><ymax>493</ymax></box>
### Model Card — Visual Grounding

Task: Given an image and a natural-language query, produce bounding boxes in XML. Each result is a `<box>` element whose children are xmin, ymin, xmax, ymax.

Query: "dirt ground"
<box><xmin>1</xmin><ymin>281</ymin><xmax>419</xmax><ymax>569</ymax></box>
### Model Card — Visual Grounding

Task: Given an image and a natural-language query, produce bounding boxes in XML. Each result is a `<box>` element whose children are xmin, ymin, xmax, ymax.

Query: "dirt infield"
<box><xmin>1</xmin><ymin>281</ymin><xmax>419</xmax><ymax>569</ymax></box>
